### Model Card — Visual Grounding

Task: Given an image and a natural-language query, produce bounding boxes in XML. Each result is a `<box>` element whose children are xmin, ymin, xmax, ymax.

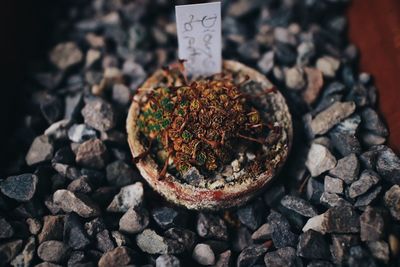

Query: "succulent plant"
<box><xmin>135</xmin><ymin>61</ymin><xmax>276</xmax><ymax>179</ymax></box>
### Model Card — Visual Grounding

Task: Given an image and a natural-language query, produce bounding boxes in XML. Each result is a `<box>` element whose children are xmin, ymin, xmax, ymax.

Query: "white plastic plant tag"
<box><xmin>175</xmin><ymin>2</ymin><xmax>222</xmax><ymax>76</ymax></box>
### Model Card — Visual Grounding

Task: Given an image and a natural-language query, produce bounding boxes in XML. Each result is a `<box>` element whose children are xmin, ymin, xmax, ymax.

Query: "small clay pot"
<box><xmin>127</xmin><ymin>60</ymin><xmax>292</xmax><ymax>210</ymax></box>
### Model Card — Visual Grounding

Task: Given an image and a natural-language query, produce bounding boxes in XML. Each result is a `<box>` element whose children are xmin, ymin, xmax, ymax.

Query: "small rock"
<box><xmin>0</xmin><ymin>223</ymin><xmax>13</xmax><ymax>242</ymax></box>
<box><xmin>310</xmin><ymin>101</ymin><xmax>356</xmax><ymax>135</ymax></box>
<box><xmin>96</xmin><ymin>229</ymin><xmax>115</xmax><ymax>253</ymax></box>
<box><xmin>348</xmin><ymin>170</ymin><xmax>380</xmax><ymax>198</ymax></box>
<box><xmin>306</xmin><ymin>143</ymin><xmax>337</xmax><ymax>177</ymax></box>
<box><xmin>324</xmin><ymin>175</ymin><xmax>343</xmax><ymax>194</ymax></box>
<box><xmin>0</xmin><ymin>240</ymin><xmax>23</xmax><ymax>266</ymax></box>
<box><xmin>66</xmin><ymin>250</ymin><xmax>86</xmax><ymax>266</ymax></box>
<box><xmin>251</xmin><ymin>223</ymin><xmax>273</xmax><ymax>241</ymax></box>
<box><xmin>98</xmin><ymin>246</ymin><xmax>134</xmax><ymax>267</ymax></box>
<box><xmin>26</xmin><ymin>135</ymin><xmax>54</xmax><ymax>166</ymax></box>
<box><xmin>329</xmin><ymin>153</ymin><xmax>360</xmax><ymax>184</ymax></box>
<box><xmin>40</xmin><ymin>94</ymin><xmax>63</xmax><ymax>124</ymax></box>
<box><xmin>360</xmin><ymin>207</ymin><xmax>385</xmax><ymax>242</ymax></box>
<box><xmin>10</xmin><ymin>236</ymin><xmax>35</xmax><ymax>267</ymax></box>
<box><xmin>35</xmin><ymin>262</ymin><xmax>63</xmax><ymax>267</ymax></box>
<box><xmin>53</xmin><ymin>189</ymin><xmax>101</xmax><ymax>218</ymax></box>
<box><xmin>64</xmin><ymin>93</ymin><xmax>83</xmax><ymax>120</ymax></box>
<box><xmin>264</xmin><ymin>246</ymin><xmax>302</xmax><ymax>267</ymax></box>
<box><xmin>297</xmin><ymin>41</ymin><xmax>315</xmax><ymax>66</ymax></box>
<box><xmin>280</xmin><ymin>195</ymin><xmax>318</xmax><ymax>218</ymax></box>
<box><xmin>196</xmin><ymin>213</ymin><xmax>228</xmax><ymax>241</ymax></box>
<box><xmin>76</xmin><ymin>138</ymin><xmax>108</xmax><ymax>169</ymax></box>
<box><xmin>107</xmin><ymin>182</ymin><xmax>143</xmax><ymax>212</ymax></box>
<box><xmin>67</xmin><ymin>177</ymin><xmax>92</xmax><ymax>194</ymax></box>
<box><xmin>119</xmin><ymin>207</ymin><xmax>149</xmax><ymax>234</ymax></box>
<box><xmin>85</xmin><ymin>49</ymin><xmax>101</xmax><ymax>68</ymax></box>
<box><xmin>136</xmin><ymin>229</ymin><xmax>180</xmax><ymax>254</ymax></box>
<box><xmin>38</xmin><ymin>215</ymin><xmax>64</xmax><ymax>243</ymax></box>
<box><xmin>44</xmin><ymin>119</ymin><xmax>72</xmax><ymax>140</ymax></box>
<box><xmin>26</xmin><ymin>218</ymin><xmax>42</xmax><ymax>235</ymax></box>
<box><xmin>214</xmin><ymin>250</ymin><xmax>231</xmax><ymax>267</ymax></box>
<box><xmin>326</xmin><ymin>206</ymin><xmax>360</xmax><ymax>233</ymax></box>
<box><xmin>64</xmin><ymin>213</ymin><xmax>90</xmax><ymax>249</ymax></box>
<box><xmin>164</xmin><ymin>228</ymin><xmax>196</xmax><ymax>252</ymax></box>
<box><xmin>268</xmin><ymin>210</ymin><xmax>298</xmax><ymax>248</ymax></box>
<box><xmin>257</xmin><ymin>51</ymin><xmax>274</xmax><ymax>74</ymax></box>
<box><xmin>111</xmin><ymin>231</ymin><xmax>131</xmax><ymax>247</ymax></box>
<box><xmin>354</xmin><ymin>185</ymin><xmax>382</xmax><ymax>207</ymax></box>
<box><xmin>284</xmin><ymin>67</ymin><xmax>306</xmax><ymax>90</ymax></box>
<box><xmin>68</xmin><ymin>124</ymin><xmax>97</xmax><ymax>143</ymax></box>
<box><xmin>112</xmin><ymin>84</ymin><xmax>131</xmax><ymax>106</ymax></box>
<box><xmin>346</xmin><ymin>245</ymin><xmax>377</xmax><ymax>267</ymax></box>
<box><xmin>367</xmin><ymin>240</ymin><xmax>389</xmax><ymax>263</ymax></box>
<box><xmin>50</xmin><ymin>42</ymin><xmax>83</xmax><ymax>70</ymax></box>
<box><xmin>316</xmin><ymin>56</ymin><xmax>340</xmax><ymax>77</ymax></box>
<box><xmin>376</xmin><ymin>146</ymin><xmax>400</xmax><ymax>185</ymax></box>
<box><xmin>237</xmin><ymin>199</ymin><xmax>264</xmax><ymax>230</ymax></box>
<box><xmin>37</xmin><ymin>241</ymin><xmax>69</xmax><ymax>263</ymax></box>
<box><xmin>302</xmin><ymin>213</ymin><xmax>328</xmax><ymax>234</ymax></box>
<box><xmin>106</xmin><ymin>160</ymin><xmax>138</xmax><ymax>187</ymax></box>
<box><xmin>156</xmin><ymin>254</ymin><xmax>180</xmax><ymax>267</ymax></box>
<box><xmin>361</xmin><ymin>131</ymin><xmax>386</xmax><ymax>146</ymax></box>
<box><xmin>331</xmin><ymin>234</ymin><xmax>360</xmax><ymax>265</ymax></box>
<box><xmin>303</xmin><ymin>67</ymin><xmax>324</xmax><ymax>104</ymax></box>
<box><xmin>232</xmin><ymin>227</ymin><xmax>253</xmax><ymax>252</ymax></box>
<box><xmin>274</xmin><ymin>43</ymin><xmax>297</xmax><ymax>66</ymax></box>
<box><xmin>182</xmin><ymin>167</ymin><xmax>204</xmax><ymax>185</ymax></box>
<box><xmin>0</xmin><ymin>173</ymin><xmax>38</xmax><ymax>202</ymax></box>
<box><xmin>192</xmin><ymin>243</ymin><xmax>215</xmax><ymax>266</ymax></box>
<box><xmin>236</xmin><ymin>244</ymin><xmax>268</xmax><ymax>267</ymax></box>
<box><xmin>238</xmin><ymin>40</ymin><xmax>260</xmax><ymax>61</ymax></box>
<box><xmin>306</xmin><ymin>178</ymin><xmax>324</xmax><ymax>203</ymax></box>
<box><xmin>384</xmin><ymin>185</ymin><xmax>400</xmax><ymax>220</ymax></box>
<box><xmin>307</xmin><ymin>260</ymin><xmax>334</xmax><ymax>267</ymax></box>
<box><xmin>152</xmin><ymin>206</ymin><xmax>187</xmax><ymax>229</ymax></box>
<box><xmin>297</xmin><ymin>230</ymin><xmax>330</xmax><ymax>260</ymax></box>
<box><xmin>81</xmin><ymin>98</ymin><xmax>116</xmax><ymax>132</ymax></box>
<box><xmin>361</xmin><ymin>108</ymin><xmax>388</xmax><ymax>136</ymax></box>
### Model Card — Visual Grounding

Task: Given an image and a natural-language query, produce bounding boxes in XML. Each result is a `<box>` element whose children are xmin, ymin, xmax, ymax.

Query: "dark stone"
<box><xmin>52</xmin><ymin>147</ymin><xmax>75</xmax><ymax>165</ymax></box>
<box><xmin>67</xmin><ymin>177</ymin><xmax>93</xmax><ymax>194</ymax></box>
<box><xmin>274</xmin><ymin>43</ymin><xmax>297</xmax><ymax>66</ymax></box>
<box><xmin>238</xmin><ymin>40</ymin><xmax>260</xmax><ymax>61</ymax></box>
<box><xmin>360</xmin><ymin>207</ymin><xmax>385</xmax><ymax>242</ymax></box>
<box><xmin>64</xmin><ymin>93</ymin><xmax>83</xmax><ymax>119</ymax></box>
<box><xmin>152</xmin><ymin>206</ymin><xmax>187</xmax><ymax>229</ymax></box>
<box><xmin>67</xmin><ymin>250</ymin><xmax>86</xmax><ymax>267</ymax></box>
<box><xmin>251</xmin><ymin>223</ymin><xmax>273</xmax><ymax>241</ymax></box>
<box><xmin>330</xmin><ymin>234</ymin><xmax>360</xmax><ymax>265</ymax></box>
<box><xmin>106</xmin><ymin>160</ymin><xmax>138</xmax><ymax>187</ymax></box>
<box><xmin>96</xmin><ymin>229</ymin><xmax>115</xmax><ymax>253</ymax></box>
<box><xmin>329</xmin><ymin>153</ymin><xmax>359</xmax><ymax>184</ymax></box>
<box><xmin>85</xmin><ymin>217</ymin><xmax>106</xmax><ymax>237</ymax></box>
<box><xmin>325</xmin><ymin>206</ymin><xmax>360</xmax><ymax>233</ymax></box>
<box><xmin>236</xmin><ymin>244</ymin><xmax>268</xmax><ymax>267</ymax></box>
<box><xmin>38</xmin><ymin>215</ymin><xmax>64</xmax><ymax>243</ymax></box>
<box><xmin>214</xmin><ymin>250</ymin><xmax>231</xmax><ymax>267</ymax></box>
<box><xmin>263</xmin><ymin>184</ymin><xmax>285</xmax><ymax>207</ymax></box>
<box><xmin>0</xmin><ymin>174</ymin><xmax>38</xmax><ymax>202</ymax></box>
<box><xmin>384</xmin><ymin>185</ymin><xmax>400</xmax><ymax>220</ymax></box>
<box><xmin>264</xmin><ymin>247</ymin><xmax>302</xmax><ymax>267</ymax></box>
<box><xmin>306</xmin><ymin>178</ymin><xmax>324</xmax><ymax>204</ymax></box>
<box><xmin>348</xmin><ymin>170</ymin><xmax>380</xmax><ymax>198</ymax></box>
<box><xmin>0</xmin><ymin>217</ymin><xmax>14</xmax><ymax>239</ymax></box>
<box><xmin>81</xmin><ymin>98</ymin><xmax>116</xmax><ymax>132</ymax></box>
<box><xmin>297</xmin><ymin>230</ymin><xmax>331</xmax><ymax>260</ymax></box>
<box><xmin>40</xmin><ymin>94</ymin><xmax>63</xmax><ymax>124</ymax></box>
<box><xmin>98</xmin><ymin>246</ymin><xmax>134</xmax><ymax>267</ymax></box>
<box><xmin>64</xmin><ymin>213</ymin><xmax>90</xmax><ymax>249</ymax></box>
<box><xmin>37</xmin><ymin>240</ymin><xmax>69</xmax><ymax>263</ymax></box>
<box><xmin>237</xmin><ymin>199</ymin><xmax>264</xmax><ymax>230</ymax></box>
<box><xmin>376</xmin><ymin>146</ymin><xmax>400</xmax><ymax>185</ymax></box>
<box><xmin>280</xmin><ymin>195</ymin><xmax>318</xmax><ymax>218</ymax></box>
<box><xmin>196</xmin><ymin>213</ymin><xmax>228</xmax><ymax>241</ymax></box>
<box><xmin>346</xmin><ymin>246</ymin><xmax>377</xmax><ymax>267</ymax></box>
<box><xmin>232</xmin><ymin>227</ymin><xmax>253</xmax><ymax>252</ymax></box>
<box><xmin>26</xmin><ymin>135</ymin><xmax>54</xmax><ymax>166</ymax></box>
<box><xmin>11</xmin><ymin>236</ymin><xmax>36</xmax><ymax>267</ymax></box>
<box><xmin>367</xmin><ymin>240</ymin><xmax>390</xmax><ymax>263</ymax></box>
<box><xmin>307</xmin><ymin>260</ymin><xmax>334</xmax><ymax>267</ymax></box>
<box><xmin>76</xmin><ymin>138</ymin><xmax>108</xmax><ymax>170</ymax></box>
<box><xmin>164</xmin><ymin>228</ymin><xmax>196</xmax><ymax>252</ymax></box>
<box><xmin>361</xmin><ymin>108</ymin><xmax>388</xmax><ymax>137</ymax></box>
<box><xmin>0</xmin><ymin>240</ymin><xmax>23</xmax><ymax>266</ymax></box>
<box><xmin>268</xmin><ymin>210</ymin><xmax>298</xmax><ymax>248</ymax></box>
<box><xmin>354</xmin><ymin>185</ymin><xmax>381</xmax><ymax>207</ymax></box>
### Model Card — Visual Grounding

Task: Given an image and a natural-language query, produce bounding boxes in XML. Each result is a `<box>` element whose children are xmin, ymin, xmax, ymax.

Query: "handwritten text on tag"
<box><xmin>175</xmin><ymin>2</ymin><xmax>221</xmax><ymax>76</ymax></box>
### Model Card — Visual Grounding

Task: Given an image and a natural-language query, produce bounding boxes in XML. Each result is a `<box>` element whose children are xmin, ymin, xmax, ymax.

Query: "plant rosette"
<box><xmin>127</xmin><ymin>60</ymin><xmax>292</xmax><ymax>210</ymax></box>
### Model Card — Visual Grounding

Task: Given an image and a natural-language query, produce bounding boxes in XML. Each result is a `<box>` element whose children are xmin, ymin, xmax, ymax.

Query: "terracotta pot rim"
<box><xmin>126</xmin><ymin>60</ymin><xmax>293</xmax><ymax>210</ymax></box>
